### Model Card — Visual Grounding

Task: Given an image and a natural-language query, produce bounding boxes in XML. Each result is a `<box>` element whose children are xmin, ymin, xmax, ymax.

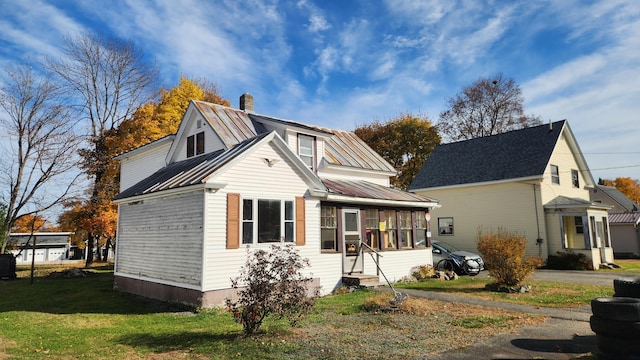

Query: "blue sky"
<box><xmin>1</xmin><ymin>0</ymin><xmax>639</xmax><ymax>182</ymax></box>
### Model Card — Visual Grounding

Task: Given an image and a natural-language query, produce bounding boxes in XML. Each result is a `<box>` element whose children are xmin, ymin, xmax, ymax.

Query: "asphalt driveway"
<box><xmin>384</xmin><ymin>269</ymin><xmax>640</xmax><ymax>359</ymax></box>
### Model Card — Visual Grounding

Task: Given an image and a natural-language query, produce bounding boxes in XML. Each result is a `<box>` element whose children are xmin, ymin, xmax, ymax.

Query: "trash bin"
<box><xmin>0</xmin><ymin>254</ymin><xmax>17</xmax><ymax>280</ymax></box>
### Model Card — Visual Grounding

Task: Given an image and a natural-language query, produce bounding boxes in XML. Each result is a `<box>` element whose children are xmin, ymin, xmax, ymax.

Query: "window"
<box><xmin>187</xmin><ymin>131</ymin><xmax>205</xmax><ymax>158</ymax></box>
<box><xmin>399</xmin><ymin>211</ymin><xmax>413</xmax><ymax>248</ymax></box>
<box><xmin>571</xmin><ymin>169</ymin><xmax>579</xmax><ymax>188</ymax></box>
<box><xmin>321</xmin><ymin>206</ymin><xmax>337</xmax><ymax>251</ymax></box>
<box><xmin>382</xmin><ymin>210</ymin><xmax>397</xmax><ymax>249</ymax></box>
<box><xmin>415</xmin><ymin>211</ymin><xmax>427</xmax><ymax>247</ymax></box>
<box><xmin>298</xmin><ymin>134</ymin><xmax>315</xmax><ymax>170</ymax></box>
<box><xmin>241</xmin><ymin>198</ymin><xmax>294</xmax><ymax>244</ymax></box>
<box><xmin>551</xmin><ymin>165</ymin><xmax>560</xmax><ymax>184</ymax></box>
<box><xmin>242</xmin><ymin>199</ymin><xmax>253</xmax><ymax>244</ymax></box>
<box><xmin>438</xmin><ymin>217</ymin><xmax>454</xmax><ymax>235</ymax></box>
<box><xmin>364</xmin><ymin>209</ymin><xmax>379</xmax><ymax>249</ymax></box>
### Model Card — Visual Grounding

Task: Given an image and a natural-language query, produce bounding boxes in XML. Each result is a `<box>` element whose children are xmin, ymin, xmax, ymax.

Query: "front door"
<box><xmin>342</xmin><ymin>209</ymin><xmax>363</xmax><ymax>273</ymax></box>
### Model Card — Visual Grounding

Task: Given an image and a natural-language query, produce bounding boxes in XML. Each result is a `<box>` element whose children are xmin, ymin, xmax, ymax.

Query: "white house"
<box><xmin>113</xmin><ymin>94</ymin><xmax>439</xmax><ymax>308</ymax></box>
<box><xmin>409</xmin><ymin>120</ymin><xmax>613</xmax><ymax>270</ymax></box>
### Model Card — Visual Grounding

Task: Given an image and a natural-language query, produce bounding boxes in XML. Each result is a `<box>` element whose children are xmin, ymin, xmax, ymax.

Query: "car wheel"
<box><xmin>614</xmin><ymin>276</ymin><xmax>640</xmax><ymax>298</ymax></box>
<box><xmin>590</xmin><ymin>315</ymin><xmax>640</xmax><ymax>339</ymax></box>
<box><xmin>591</xmin><ymin>297</ymin><xmax>640</xmax><ymax>322</ymax></box>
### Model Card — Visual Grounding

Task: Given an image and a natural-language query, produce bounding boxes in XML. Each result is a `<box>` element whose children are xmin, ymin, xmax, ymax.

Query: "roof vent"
<box><xmin>240</xmin><ymin>93</ymin><xmax>254</xmax><ymax>113</ymax></box>
<box><xmin>549</xmin><ymin>119</ymin><xmax>553</xmax><ymax>131</ymax></box>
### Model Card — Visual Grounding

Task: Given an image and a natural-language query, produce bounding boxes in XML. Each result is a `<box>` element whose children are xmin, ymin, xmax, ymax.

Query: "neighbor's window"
<box><xmin>382</xmin><ymin>210</ymin><xmax>397</xmax><ymax>249</ymax></box>
<box><xmin>364</xmin><ymin>209</ymin><xmax>379</xmax><ymax>249</ymax></box>
<box><xmin>438</xmin><ymin>217</ymin><xmax>454</xmax><ymax>235</ymax></box>
<box><xmin>399</xmin><ymin>211</ymin><xmax>413</xmax><ymax>248</ymax></box>
<box><xmin>415</xmin><ymin>211</ymin><xmax>427</xmax><ymax>247</ymax></box>
<box><xmin>298</xmin><ymin>134</ymin><xmax>315</xmax><ymax>170</ymax></box>
<box><xmin>187</xmin><ymin>131</ymin><xmax>205</xmax><ymax>158</ymax></box>
<box><xmin>551</xmin><ymin>165</ymin><xmax>560</xmax><ymax>184</ymax></box>
<box><xmin>321</xmin><ymin>206</ymin><xmax>337</xmax><ymax>251</ymax></box>
<box><xmin>571</xmin><ymin>169</ymin><xmax>579</xmax><ymax>188</ymax></box>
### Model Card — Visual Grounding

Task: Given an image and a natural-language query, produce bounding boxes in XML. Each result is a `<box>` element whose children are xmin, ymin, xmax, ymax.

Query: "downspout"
<box><xmin>533</xmin><ymin>184</ymin><xmax>543</xmax><ymax>257</ymax></box>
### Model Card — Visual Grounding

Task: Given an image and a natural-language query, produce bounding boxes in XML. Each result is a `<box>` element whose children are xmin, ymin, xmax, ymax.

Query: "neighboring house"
<box><xmin>113</xmin><ymin>94</ymin><xmax>439</xmax><ymax>308</ymax></box>
<box><xmin>7</xmin><ymin>232</ymin><xmax>75</xmax><ymax>264</ymax></box>
<box><xmin>409</xmin><ymin>120</ymin><xmax>613</xmax><ymax>270</ymax></box>
<box><xmin>591</xmin><ymin>185</ymin><xmax>640</xmax><ymax>258</ymax></box>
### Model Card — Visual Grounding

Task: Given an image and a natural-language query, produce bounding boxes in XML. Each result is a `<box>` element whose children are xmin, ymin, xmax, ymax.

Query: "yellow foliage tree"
<box><xmin>601</xmin><ymin>177</ymin><xmax>640</xmax><ymax>205</ymax></box>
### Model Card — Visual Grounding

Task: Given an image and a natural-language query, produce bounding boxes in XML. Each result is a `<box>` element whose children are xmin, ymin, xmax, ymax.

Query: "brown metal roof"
<box><xmin>322</xmin><ymin>129</ymin><xmax>396</xmax><ymax>173</ymax></box>
<box><xmin>193</xmin><ymin>100</ymin><xmax>259</xmax><ymax>148</ymax></box>
<box><xmin>323</xmin><ymin>178</ymin><xmax>436</xmax><ymax>203</ymax></box>
<box><xmin>608</xmin><ymin>212</ymin><xmax>640</xmax><ymax>224</ymax></box>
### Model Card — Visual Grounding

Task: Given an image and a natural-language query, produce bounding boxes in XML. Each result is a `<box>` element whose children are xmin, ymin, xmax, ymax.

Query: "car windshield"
<box><xmin>435</xmin><ymin>241</ymin><xmax>459</xmax><ymax>252</ymax></box>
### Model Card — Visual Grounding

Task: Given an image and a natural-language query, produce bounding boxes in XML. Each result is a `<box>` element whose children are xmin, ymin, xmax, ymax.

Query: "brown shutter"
<box><xmin>227</xmin><ymin>193</ymin><xmax>240</xmax><ymax>249</ymax></box>
<box><xmin>295</xmin><ymin>196</ymin><xmax>306</xmax><ymax>246</ymax></box>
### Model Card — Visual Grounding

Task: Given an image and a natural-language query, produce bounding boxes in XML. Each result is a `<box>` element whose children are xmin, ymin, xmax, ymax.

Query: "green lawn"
<box><xmin>396</xmin><ymin>275</ymin><xmax>613</xmax><ymax>308</ymax></box>
<box><xmin>604</xmin><ymin>259</ymin><xmax>640</xmax><ymax>273</ymax></box>
<box><xmin>0</xmin><ymin>265</ymin><xmax>597</xmax><ymax>359</ymax></box>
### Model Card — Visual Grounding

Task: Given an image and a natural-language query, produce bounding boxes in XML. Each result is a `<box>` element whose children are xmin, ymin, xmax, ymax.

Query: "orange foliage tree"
<box><xmin>11</xmin><ymin>214</ymin><xmax>56</xmax><ymax>232</ymax></box>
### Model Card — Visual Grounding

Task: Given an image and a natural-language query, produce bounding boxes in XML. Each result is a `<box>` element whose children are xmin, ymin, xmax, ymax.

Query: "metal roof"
<box><xmin>608</xmin><ymin>212</ymin><xmax>640</xmax><ymax>225</ymax></box>
<box><xmin>115</xmin><ymin>133</ymin><xmax>271</xmax><ymax>200</ymax></box>
<box><xmin>322</xmin><ymin>129</ymin><xmax>396</xmax><ymax>173</ymax></box>
<box><xmin>323</xmin><ymin>178</ymin><xmax>436</xmax><ymax>203</ymax></box>
<box><xmin>193</xmin><ymin>100</ymin><xmax>262</xmax><ymax>148</ymax></box>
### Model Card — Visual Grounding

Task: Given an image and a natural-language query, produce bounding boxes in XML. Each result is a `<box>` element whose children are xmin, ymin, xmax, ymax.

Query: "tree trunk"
<box><xmin>85</xmin><ymin>234</ymin><xmax>95</xmax><ymax>268</ymax></box>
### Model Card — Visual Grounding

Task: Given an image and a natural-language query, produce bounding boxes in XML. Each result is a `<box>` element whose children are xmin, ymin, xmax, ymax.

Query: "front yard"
<box><xmin>0</xmin><ymin>263</ymin><xmax>617</xmax><ymax>359</ymax></box>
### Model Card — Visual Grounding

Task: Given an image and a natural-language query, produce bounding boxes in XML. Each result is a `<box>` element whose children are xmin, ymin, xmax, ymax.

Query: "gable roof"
<box><xmin>115</xmin><ymin>131</ymin><xmax>326</xmax><ymax>201</ymax></box>
<box><xmin>409</xmin><ymin>120</ymin><xmax>592</xmax><ymax>190</ymax></box>
<box><xmin>594</xmin><ymin>185</ymin><xmax>640</xmax><ymax>212</ymax></box>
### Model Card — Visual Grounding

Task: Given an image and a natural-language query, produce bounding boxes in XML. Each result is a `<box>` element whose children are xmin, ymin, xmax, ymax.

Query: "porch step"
<box><xmin>342</xmin><ymin>274</ymin><xmax>382</xmax><ymax>287</ymax></box>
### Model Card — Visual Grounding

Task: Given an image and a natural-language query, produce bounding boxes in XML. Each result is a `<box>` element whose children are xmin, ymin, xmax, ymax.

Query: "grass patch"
<box><xmin>0</xmin><ymin>264</ymin><xmax>546</xmax><ymax>359</ymax></box>
<box><xmin>602</xmin><ymin>259</ymin><xmax>640</xmax><ymax>273</ymax></box>
<box><xmin>396</xmin><ymin>276</ymin><xmax>613</xmax><ymax>308</ymax></box>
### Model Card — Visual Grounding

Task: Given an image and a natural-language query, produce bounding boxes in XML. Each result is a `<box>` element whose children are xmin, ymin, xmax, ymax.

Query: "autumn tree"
<box><xmin>11</xmin><ymin>214</ymin><xmax>55</xmax><ymax>232</ymax></box>
<box><xmin>0</xmin><ymin>64</ymin><xmax>81</xmax><ymax>254</ymax></box>
<box><xmin>600</xmin><ymin>177</ymin><xmax>640</xmax><ymax>206</ymax></box>
<box><xmin>438</xmin><ymin>73</ymin><xmax>541</xmax><ymax>142</ymax></box>
<box><xmin>48</xmin><ymin>32</ymin><xmax>158</xmax><ymax>266</ymax></box>
<box><xmin>355</xmin><ymin>113</ymin><xmax>441</xmax><ymax>189</ymax></box>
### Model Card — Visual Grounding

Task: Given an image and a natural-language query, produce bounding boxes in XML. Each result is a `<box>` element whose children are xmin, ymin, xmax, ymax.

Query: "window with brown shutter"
<box><xmin>295</xmin><ymin>197</ymin><xmax>305</xmax><ymax>246</ymax></box>
<box><xmin>226</xmin><ymin>193</ymin><xmax>240</xmax><ymax>249</ymax></box>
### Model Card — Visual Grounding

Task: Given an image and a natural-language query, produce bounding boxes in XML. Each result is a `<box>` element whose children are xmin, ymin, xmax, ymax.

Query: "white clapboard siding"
<box><xmin>362</xmin><ymin>248</ymin><xmax>432</xmax><ymax>282</ymax></box>
<box><xmin>201</xmin><ymin>141</ymin><xmax>342</xmax><ymax>293</ymax></box>
<box><xmin>116</xmin><ymin>191</ymin><xmax>204</xmax><ymax>287</ymax></box>
<box><xmin>119</xmin><ymin>141</ymin><xmax>173</xmax><ymax>192</ymax></box>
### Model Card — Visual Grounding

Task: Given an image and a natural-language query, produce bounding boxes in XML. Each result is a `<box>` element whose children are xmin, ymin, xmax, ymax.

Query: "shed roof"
<box><xmin>323</xmin><ymin>178</ymin><xmax>436</xmax><ymax>203</ymax></box>
<box><xmin>409</xmin><ymin>121</ymin><xmax>568</xmax><ymax>190</ymax></box>
<box><xmin>608</xmin><ymin>212</ymin><xmax>640</xmax><ymax>225</ymax></box>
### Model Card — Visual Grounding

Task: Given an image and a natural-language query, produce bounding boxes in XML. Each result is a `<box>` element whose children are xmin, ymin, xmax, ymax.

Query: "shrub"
<box><xmin>546</xmin><ymin>251</ymin><xmax>593</xmax><ymax>270</ymax></box>
<box><xmin>411</xmin><ymin>264</ymin><xmax>435</xmax><ymax>281</ymax></box>
<box><xmin>477</xmin><ymin>229</ymin><xmax>541</xmax><ymax>287</ymax></box>
<box><xmin>226</xmin><ymin>244</ymin><xmax>317</xmax><ymax>335</ymax></box>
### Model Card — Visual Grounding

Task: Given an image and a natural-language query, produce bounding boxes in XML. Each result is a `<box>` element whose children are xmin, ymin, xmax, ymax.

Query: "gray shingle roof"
<box><xmin>409</xmin><ymin>120</ymin><xmax>566</xmax><ymax>190</ymax></box>
<box><xmin>595</xmin><ymin>185</ymin><xmax>640</xmax><ymax>212</ymax></box>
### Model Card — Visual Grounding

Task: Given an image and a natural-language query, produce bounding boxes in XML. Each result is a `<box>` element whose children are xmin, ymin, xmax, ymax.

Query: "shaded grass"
<box><xmin>396</xmin><ymin>276</ymin><xmax>613</xmax><ymax>308</ymax></box>
<box><xmin>0</xmin><ymin>265</ymin><xmax>548</xmax><ymax>359</ymax></box>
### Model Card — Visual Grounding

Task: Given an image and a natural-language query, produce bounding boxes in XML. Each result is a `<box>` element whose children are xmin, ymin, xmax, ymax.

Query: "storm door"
<box><xmin>342</xmin><ymin>209</ymin><xmax>363</xmax><ymax>273</ymax></box>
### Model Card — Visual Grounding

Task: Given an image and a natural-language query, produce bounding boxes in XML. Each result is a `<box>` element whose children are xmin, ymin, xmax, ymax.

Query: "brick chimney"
<box><xmin>239</xmin><ymin>93</ymin><xmax>254</xmax><ymax>113</ymax></box>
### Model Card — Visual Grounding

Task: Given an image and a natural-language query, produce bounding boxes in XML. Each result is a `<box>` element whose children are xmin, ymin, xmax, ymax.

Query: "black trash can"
<box><xmin>0</xmin><ymin>254</ymin><xmax>17</xmax><ymax>280</ymax></box>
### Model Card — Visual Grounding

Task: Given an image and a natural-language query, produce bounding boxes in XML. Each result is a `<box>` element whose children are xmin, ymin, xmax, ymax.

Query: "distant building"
<box><xmin>7</xmin><ymin>232</ymin><xmax>78</xmax><ymax>263</ymax></box>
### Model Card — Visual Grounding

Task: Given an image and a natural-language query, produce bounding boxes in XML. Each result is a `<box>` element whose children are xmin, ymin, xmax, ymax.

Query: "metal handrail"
<box><xmin>359</xmin><ymin>242</ymin><xmax>405</xmax><ymax>303</ymax></box>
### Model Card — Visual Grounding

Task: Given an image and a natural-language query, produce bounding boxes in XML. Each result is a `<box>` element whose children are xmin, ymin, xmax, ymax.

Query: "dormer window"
<box><xmin>298</xmin><ymin>134</ymin><xmax>315</xmax><ymax>170</ymax></box>
<box><xmin>187</xmin><ymin>131</ymin><xmax>205</xmax><ymax>158</ymax></box>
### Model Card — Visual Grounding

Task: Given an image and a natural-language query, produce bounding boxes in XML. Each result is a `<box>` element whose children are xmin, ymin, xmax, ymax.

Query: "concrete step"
<box><xmin>342</xmin><ymin>274</ymin><xmax>382</xmax><ymax>287</ymax></box>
